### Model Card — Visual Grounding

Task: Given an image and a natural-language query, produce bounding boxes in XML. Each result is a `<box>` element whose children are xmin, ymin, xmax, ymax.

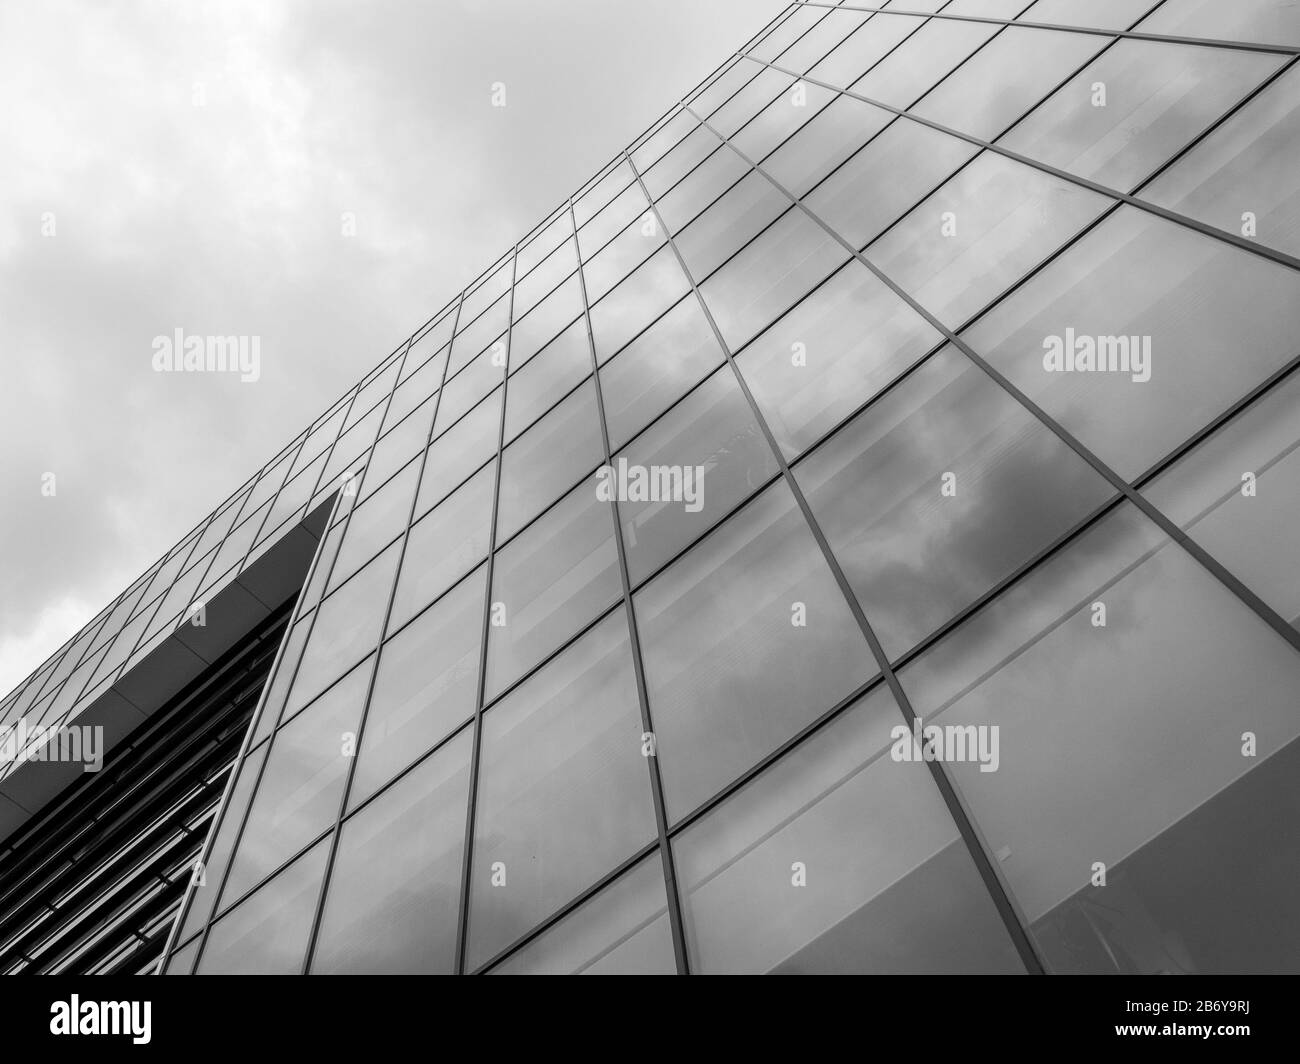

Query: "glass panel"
<box><xmin>964</xmin><ymin>206</ymin><xmax>1300</xmax><ymax>480</ymax></box>
<box><xmin>636</xmin><ymin>480</ymin><xmax>877</xmax><ymax>821</ymax></box>
<box><xmin>642</xmin><ymin>123</ymin><xmax>713</xmax><ymax>202</ymax></box>
<box><xmin>774</xmin><ymin>8</ymin><xmax>870</xmax><ymax>75</ymax></box>
<box><xmin>674</xmin><ymin>169</ymin><xmax>789</xmax><ymax>282</ymax></box>
<box><xmin>616</xmin><ymin>365</ymin><xmax>779</xmax><ymax>585</ymax></box>
<box><xmin>599</xmin><ymin>295</ymin><xmax>725</xmax><ymax>452</ymax></box>
<box><xmin>578</xmin><ymin>181</ymin><xmax>650</xmax><ymax>262</ymax></box>
<box><xmin>361</xmin><ymin>396</ymin><xmax>435</xmax><ymax>503</ymax></box>
<box><xmin>656</xmin><ymin>134</ymin><xmax>748</xmax><ymax>236</ymax></box>
<box><xmin>390</xmin><ymin>462</ymin><xmax>495</xmax><ymax>633</ymax></box>
<box><xmin>312</xmin><ymin>727</ymin><xmax>472</xmax><ymax>973</ymax></box>
<box><xmin>900</xmin><ymin>503</ymin><xmax>1300</xmax><ymax>973</ymax></box>
<box><xmin>849</xmin><ymin>9</ymin><xmax>1002</xmax><ymax>110</ymax></box>
<box><xmin>505</xmin><ymin>318</ymin><xmax>591</xmax><ymax>442</ymax></box>
<box><xmin>283</xmin><ymin>543</ymin><xmax>398</xmax><ymax>713</ymax></box>
<box><xmin>467</xmin><ymin>611</ymin><xmax>656</xmax><ymax>971</ymax></box>
<box><xmin>489</xmin><ymin>853</ymin><xmax>675</xmax><ymax>975</ymax></box>
<box><xmin>1021</xmin><ymin>0</ymin><xmax>1156</xmax><ymax>28</ymax></box>
<box><xmin>574</xmin><ymin>160</ymin><xmax>635</xmax><ymax>228</ymax></box>
<box><xmin>708</xmin><ymin>64</ymin><xmax>790</xmax><ymax>141</ymax></box>
<box><xmin>486</xmin><ymin>481</ymin><xmax>622</xmax><ymax>700</ymax></box>
<box><xmin>325</xmin><ymin>460</ymin><xmax>418</xmax><ymax>593</ymax></box>
<box><xmin>415</xmin><ymin>387</ymin><xmax>501</xmax><ymax>518</ymax></box>
<box><xmin>630</xmin><ymin>108</ymin><xmax>697</xmax><ymax>174</ymax></box>
<box><xmin>449</xmin><ymin>292</ymin><xmax>511</xmax><ymax>376</ymax></box>
<box><xmin>998</xmin><ymin>41</ymin><xmax>1282</xmax><ymax>192</ymax></box>
<box><xmin>383</xmin><ymin>344</ymin><xmax>447</xmax><ymax>433</ymax></box>
<box><xmin>1143</xmin><ymin>371</ymin><xmax>1300</xmax><ymax>628</ymax></box>
<box><xmin>806</xmin><ymin>12</ymin><xmax>928</xmax><ymax>91</ymax></box>
<box><xmin>435</xmin><ymin>346</ymin><xmax>505</xmax><ymax>433</ymax></box>
<box><xmin>1134</xmin><ymin>0</ymin><xmax>1300</xmax><ymax>47</ymax></box>
<box><xmin>795</xmin><ymin>345</ymin><xmax>1115</xmax><ymax>660</ymax></box>
<box><xmin>806</xmin><ymin>117</ymin><xmax>979</xmax><ymax>250</ymax></box>
<box><xmin>865</xmin><ymin>149</ymin><xmax>1111</xmax><ymax>329</ymax></box>
<box><xmin>731</xmin><ymin>75</ymin><xmax>838</xmax><ymax>165</ymax></box>
<box><xmin>737</xmin><ymin>260</ymin><xmax>943</xmax><ymax>460</ymax></box>
<box><xmin>589</xmin><ymin>246</ymin><xmax>691</xmax><ymax>363</ymax></box>
<box><xmin>910</xmin><ymin>27</ymin><xmax>1107</xmax><ymax>141</ymax></box>
<box><xmin>516</xmin><ymin>208</ymin><xmax>572</xmax><ymax>280</ymax></box>
<box><xmin>582</xmin><ymin>209</ymin><xmax>667</xmax><ymax>304</ymax></box>
<box><xmin>221</xmin><ymin>661</ymin><xmax>369</xmax><ymax>905</ymax></box>
<box><xmin>701</xmin><ymin>204</ymin><xmax>849</xmax><ymax>351</ymax></box>
<box><xmin>674</xmin><ymin>685</ymin><xmax>1026</xmax><ymax>974</ymax></box>
<box><xmin>496</xmin><ymin>380</ymin><xmax>604</xmax><ymax>544</ymax></box>
<box><xmin>352</xmin><ymin>566</ymin><xmax>485</xmax><ymax>807</ymax></box>
<box><xmin>1138</xmin><ymin>64</ymin><xmax>1300</xmax><ymax>260</ymax></box>
<box><xmin>513</xmin><ymin>237</ymin><xmax>578</xmax><ymax>320</ymax></box>
<box><xmin>508</xmin><ymin>272</ymin><xmax>583</xmax><ymax>369</ymax></box>
<box><xmin>196</xmin><ymin>838</ymin><xmax>328</xmax><ymax>975</ymax></box>
<box><xmin>763</xmin><ymin>92</ymin><xmax>893</xmax><ymax>199</ymax></box>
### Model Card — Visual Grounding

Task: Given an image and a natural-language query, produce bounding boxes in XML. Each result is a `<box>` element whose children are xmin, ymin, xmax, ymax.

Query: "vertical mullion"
<box><xmin>298</xmin><ymin>294</ymin><xmax>466</xmax><ymax>974</ymax></box>
<box><xmin>622</xmin><ymin>145</ymin><xmax>1050</xmax><ymax>975</ymax></box>
<box><xmin>454</xmin><ymin>245</ymin><xmax>521</xmax><ymax>975</ymax></box>
<box><xmin>566</xmin><ymin>198</ymin><xmax>693</xmax><ymax>975</ymax></box>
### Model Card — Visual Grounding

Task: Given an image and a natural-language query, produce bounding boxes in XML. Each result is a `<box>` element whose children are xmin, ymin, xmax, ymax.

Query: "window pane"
<box><xmin>900</xmin><ymin>503</ymin><xmax>1300</xmax><ymax>972</ymax></box>
<box><xmin>450</xmin><ymin>292</ymin><xmax>510</xmax><ymax>376</ymax></box>
<box><xmin>505</xmin><ymin>318</ymin><xmax>592</xmax><ymax>442</ymax></box>
<box><xmin>731</xmin><ymin>76</ymin><xmax>838</xmax><ymax>165</ymax></box>
<box><xmin>865</xmin><ymin>149</ymin><xmax>1111</xmax><ymax>329</ymax></box>
<box><xmin>806</xmin><ymin>12</ymin><xmax>927</xmax><ymax>91</ymax></box>
<box><xmin>312</xmin><ymin>727</ymin><xmax>472</xmax><ymax>973</ymax></box>
<box><xmin>849</xmin><ymin>9</ymin><xmax>1003</xmax><ymax>110</ymax></box>
<box><xmin>415</xmin><ymin>387</ymin><xmax>501</xmax><ymax>518</ymax></box>
<box><xmin>616</xmin><ymin>365</ymin><xmax>779</xmax><ymax>585</ymax></box>
<box><xmin>383</xmin><ymin>344</ymin><xmax>447</xmax><ymax>433</ymax></box>
<box><xmin>468</xmin><ymin>611</ymin><xmax>656</xmax><ymax>970</ymax></box>
<box><xmin>701</xmin><ymin>204</ymin><xmax>849</xmax><ymax>350</ymax></box>
<box><xmin>675</xmin><ymin>169</ymin><xmax>789</xmax><ymax>282</ymax></box>
<box><xmin>284</xmin><ymin>543</ymin><xmax>397</xmax><ymax>714</ymax></box>
<box><xmin>1021</xmin><ymin>0</ymin><xmax>1154</xmax><ymax>28</ymax></box>
<box><xmin>578</xmin><ymin>180</ymin><xmax>650</xmax><ymax>261</ymax></box>
<box><xmin>196</xmin><ymin>838</ymin><xmax>328</xmax><ymax>975</ymax></box>
<box><xmin>1138</xmin><ymin>64</ymin><xmax>1300</xmax><ymax>260</ymax></box>
<box><xmin>807</xmin><ymin>118</ymin><xmax>978</xmax><ymax>250</ymax></box>
<box><xmin>352</xmin><ymin>566</ymin><xmax>485</xmax><ymax>807</ymax></box>
<box><xmin>582</xmin><ymin>210</ymin><xmax>667</xmax><ymax>304</ymax></box>
<box><xmin>964</xmin><ymin>206</ymin><xmax>1300</xmax><ymax>479</ymax></box>
<box><xmin>795</xmin><ymin>345</ymin><xmax>1114</xmax><ymax>660</ymax></box>
<box><xmin>362</xmin><ymin>397</ymin><xmax>435</xmax><ymax>503</ymax></box>
<box><xmin>600</xmin><ymin>294</ymin><xmax>725</xmax><ymax>452</ymax></box>
<box><xmin>642</xmin><ymin>123</ymin><xmax>714</xmax><ymax>202</ymax></box>
<box><xmin>508</xmin><ymin>272</ymin><xmax>583</xmax><ymax>370</ymax></box>
<box><xmin>763</xmin><ymin>93</ymin><xmax>893</xmax><ymax>199</ymax></box>
<box><xmin>486</xmin><ymin>481</ymin><xmax>622</xmax><ymax>700</ymax></box>
<box><xmin>325</xmin><ymin>459</ymin><xmax>418</xmax><ymax>593</ymax></box>
<box><xmin>222</xmin><ymin>660</ymin><xmax>369</xmax><ymax>904</ymax></box>
<box><xmin>435</xmin><ymin>347</ymin><xmax>505</xmax><ymax>433</ymax></box>
<box><xmin>737</xmin><ymin>260</ymin><xmax>942</xmax><ymax>460</ymax></box>
<box><xmin>496</xmin><ymin>379</ymin><xmax>604</xmax><ymax>543</ymax></box>
<box><xmin>998</xmin><ymin>41</ymin><xmax>1282</xmax><ymax>192</ymax></box>
<box><xmin>1133</xmin><ymin>0</ymin><xmax>1300</xmax><ymax>47</ymax></box>
<box><xmin>656</xmin><ymin>134</ymin><xmax>748</xmax><ymax>236</ymax></box>
<box><xmin>489</xmin><ymin>853</ymin><xmax>675</xmax><ymax>975</ymax></box>
<box><xmin>910</xmin><ymin>27</ymin><xmax>1106</xmax><ymax>141</ymax></box>
<box><xmin>707</xmin><ymin>63</ymin><xmax>790</xmax><ymax>141</ymax></box>
<box><xmin>636</xmin><ymin>480</ymin><xmax>877</xmax><ymax>821</ymax></box>
<box><xmin>589</xmin><ymin>246</ymin><xmax>691</xmax><ymax>363</ymax></box>
<box><xmin>514</xmin><ymin>237</ymin><xmax>578</xmax><ymax>320</ymax></box>
<box><xmin>1143</xmin><ymin>371</ymin><xmax>1300</xmax><ymax>628</ymax></box>
<box><xmin>390</xmin><ymin>462</ymin><xmax>494</xmax><ymax>632</ymax></box>
<box><xmin>674</xmin><ymin>684</ymin><xmax>1025</xmax><ymax>974</ymax></box>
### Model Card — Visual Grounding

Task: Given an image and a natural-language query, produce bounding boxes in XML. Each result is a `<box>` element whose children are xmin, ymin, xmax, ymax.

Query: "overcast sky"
<box><xmin>0</xmin><ymin>0</ymin><xmax>789</xmax><ymax>698</ymax></box>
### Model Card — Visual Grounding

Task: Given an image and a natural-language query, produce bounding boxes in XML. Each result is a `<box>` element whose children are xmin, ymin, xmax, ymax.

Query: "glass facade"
<box><xmin>4</xmin><ymin>0</ymin><xmax>1300</xmax><ymax>975</ymax></box>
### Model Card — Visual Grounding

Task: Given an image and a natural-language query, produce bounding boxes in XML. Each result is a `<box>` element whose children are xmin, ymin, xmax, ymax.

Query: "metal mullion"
<box><xmin>453</xmin><ymin>245</ymin><xmax>521</xmax><ymax>975</ymax></box>
<box><xmin>567</xmin><ymin>197</ymin><xmax>691</xmax><ymax>974</ymax></box>
<box><xmin>623</xmin><ymin>142</ymin><xmax>1050</xmax><ymax>975</ymax></box>
<box><xmin>299</xmin><ymin>292</ymin><xmax>467</xmax><ymax>974</ymax></box>
<box><xmin>746</xmin><ymin>53</ymin><xmax>1300</xmax><ymax>273</ymax></box>
<box><xmin>792</xmin><ymin>0</ymin><xmax>1300</xmax><ymax>56</ymax></box>
<box><xmin>183</xmin><ymin>327</ymin><xmax>427</xmax><ymax>976</ymax></box>
<box><xmin>690</xmin><ymin>104</ymin><xmax>1300</xmax><ymax>664</ymax></box>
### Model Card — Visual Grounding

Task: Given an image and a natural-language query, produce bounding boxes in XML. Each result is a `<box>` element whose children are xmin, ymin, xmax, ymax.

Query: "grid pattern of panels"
<box><xmin>29</xmin><ymin>0</ymin><xmax>1300</xmax><ymax>974</ymax></box>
